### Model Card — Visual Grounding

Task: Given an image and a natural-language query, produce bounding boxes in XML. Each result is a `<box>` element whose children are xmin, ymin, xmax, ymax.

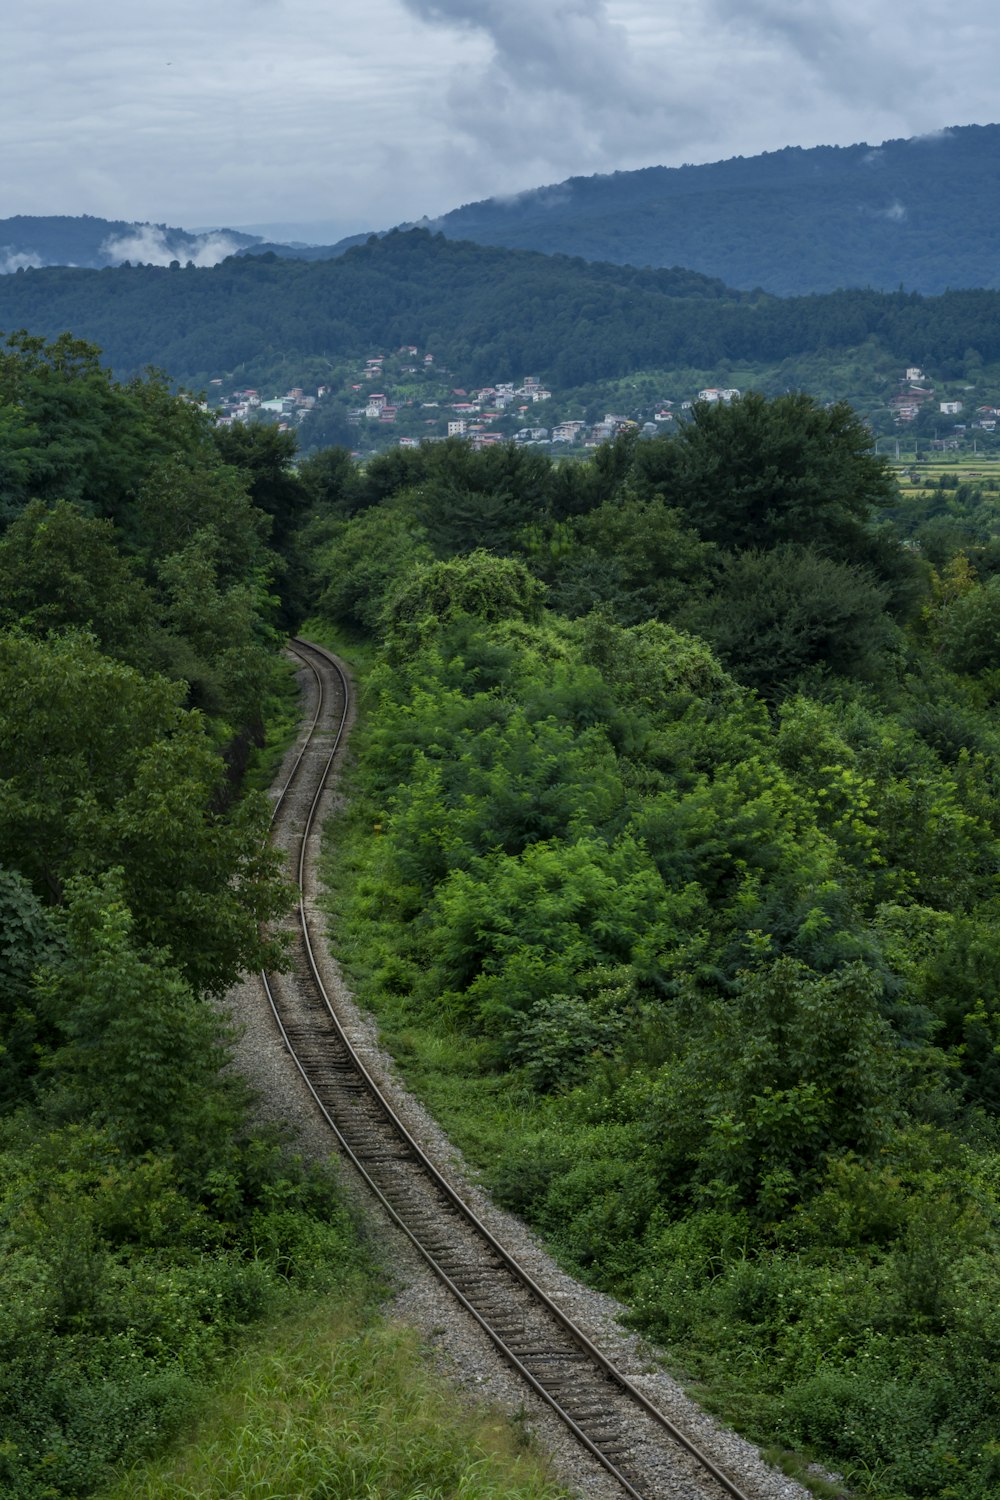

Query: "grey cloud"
<box><xmin>493</xmin><ymin>184</ymin><xmax>574</xmax><ymax>210</ymax></box>
<box><xmin>397</xmin><ymin>0</ymin><xmax>713</xmax><ymax>172</ymax></box>
<box><xmin>702</xmin><ymin>0</ymin><xmax>935</xmax><ymax>111</ymax></box>
<box><xmin>3</xmin><ymin>0</ymin><xmax>998</xmax><ymax>238</ymax></box>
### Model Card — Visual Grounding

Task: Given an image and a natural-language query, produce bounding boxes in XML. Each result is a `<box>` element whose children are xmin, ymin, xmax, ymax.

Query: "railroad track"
<box><xmin>260</xmin><ymin>635</ymin><xmax>757</xmax><ymax>1500</ymax></box>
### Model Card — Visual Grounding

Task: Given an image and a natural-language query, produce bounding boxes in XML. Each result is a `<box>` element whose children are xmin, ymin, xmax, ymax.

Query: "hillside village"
<box><xmin>207</xmin><ymin>346</ymin><xmax>1000</xmax><ymax>458</ymax></box>
<box><xmin>207</xmin><ymin>344</ymin><xmax>743</xmax><ymax>453</ymax></box>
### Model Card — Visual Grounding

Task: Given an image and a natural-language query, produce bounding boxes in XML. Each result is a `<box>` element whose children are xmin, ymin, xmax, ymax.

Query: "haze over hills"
<box><xmin>237</xmin><ymin>124</ymin><xmax>1000</xmax><ymax>297</ymax></box>
<box><xmin>394</xmin><ymin>123</ymin><xmax>1000</xmax><ymax>296</ymax></box>
<box><xmin>0</xmin><ymin>215</ymin><xmax>261</xmax><ymax>273</ymax></box>
<box><xmin>4</xmin><ymin>125</ymin><xmax>999</xmax><ymax>297</ymax></box>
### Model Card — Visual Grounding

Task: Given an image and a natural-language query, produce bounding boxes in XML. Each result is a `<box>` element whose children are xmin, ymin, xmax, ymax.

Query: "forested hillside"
<box><xmin>8</xmin><ymin>125</ymin><xmax>1000</xmax><ymax>300</ymax></box>
<box><xmin>296</xmin><ymin>404</ymin><xmax>1000</xmax><ymax>1500</ymax></box>
<box><xmin>4</xmin><ymin>229</ymin><xmax>1000</xmax><ymax>395</ymax></box>
<box><xmin>415</xmin><ymin>123</ymin><xmax>1000</xmax><ymax>295</ymax></box>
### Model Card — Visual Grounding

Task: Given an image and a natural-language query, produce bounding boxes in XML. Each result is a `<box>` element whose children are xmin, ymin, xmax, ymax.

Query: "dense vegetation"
<box><xmin>7</xmin><ymin>230</ymin><xmax>1000</xmax><ymax>397</ymax></box>
<box><xmin>0</xmin><ymin>331</ymin><xmax>574</xmax><ymax>1500</ymax></box>
<box><xmin>0</xmin><ymin>334</ymin><xmax>368</xmax><ymax>1499</ymax></box>
<box><xmin>8</xmin><ymin>321</ymin><xmax>1000</xmax><ymax>1498</ymax></box>
<box><xmin>297</xmin><ymin>402</ymin><xmax>1000</xmax><ymax>1499</ymax></box>
<box><xmin>419</xmin><ymin>123</ymin><xmax>1000</xmax><ymax>296</ymax></box>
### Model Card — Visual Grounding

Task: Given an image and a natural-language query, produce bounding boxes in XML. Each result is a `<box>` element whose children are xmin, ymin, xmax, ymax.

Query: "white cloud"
<box><xmin>100</xmin><ymin>227</ymin><xmax>244</xmax><ymax>268</ymax></box>
<box><xmin>0</xmin><ymin>248</ymin><xmax>43</xmax><ymax>274</ymax></box>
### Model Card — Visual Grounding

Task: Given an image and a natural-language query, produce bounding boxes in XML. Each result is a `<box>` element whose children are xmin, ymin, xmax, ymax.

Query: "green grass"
<box><xmin>298</xmin><ymin>616</ymin><xmax>380</xmax><ymax>676</ymax></box>
<box><xmin>244</xmin><ymin>625</ymin><xmax>376</xmax><ymax>799</ymax></box>
<box><xmin>99</xmin><ymin>1301</ymin><xmax>568</xmax><ymax>1500</ymax></box>
<box><xmin>243</xmin><ymin>653</ymin><xmax>306</xmax><ymax>796</ymax></box>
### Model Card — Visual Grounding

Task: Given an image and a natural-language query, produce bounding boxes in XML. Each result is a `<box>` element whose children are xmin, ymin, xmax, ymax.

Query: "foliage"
<box><xmin>419</xmin><ymin>123</ymin><xmax>1000</xmax><ymax>297</ymax></box>
<box><xmin>10</xmin><ymin>229</ymin><xmax>1000</xmax><ymax>395</ymax></box>
<box><xmin>384</xmin><ymin>548</ymin><xmax>546</xmax><ymax>657</ymax></box>
<box><xmin>313</xmin><ymin>501</ymin><xmax>433</xmax><ymax>634</ymax></box>
<box><xmin>933</xmin><ymin>574</ymin><xmax>1000</xmax><ymax>677</ymax></box>
<box><xmin>540</xmin><ymin>495</ymin><xmax>717</xmax><ymax>623</ymax></box>
<box><xmin>0</xmin><ymin>332</ymin><xmax>394</xmax><ymax>1500</ymax></box>
<box><xmin>0</xmin><ymin>499</ymin><xmax>154</xmax><ymax>649</ymax></box>
<box><xmin>0</xmin><ymin>631</ymin><xmax>288</xmax><ymax>994</ymax></box>
<box><xmin>681</xmin><ymin>543</ymin><xmax>897</xmax><ymax>697</ymax></box>
<box><xmin>631</xmin><ymin>392</ymin><xmax>897</xmax><ymax>566</ymax></box>
<box><xmin>306</xmin><ymin>398</ymin><xmax>1000</xmax><ymax>1498</ymax></box>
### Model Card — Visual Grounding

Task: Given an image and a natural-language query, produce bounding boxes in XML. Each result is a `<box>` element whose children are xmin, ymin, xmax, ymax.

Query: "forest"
<box><xmin>414</xmin><ymin>123</ymin><xmax>1000</xmax><ymax>296</ymax></box>
<box><xmin>4</xmin><ymin>330</ymin><xmax>1000</xmax><ymax>1498</ymax></box>
<box><xmin>297</xmin><ymin>400</ymin><xmax>1000</xmax><ymax>1500</ymax></box>
<box><xmin>5</xmin><ymin>229</ymin><xmax>1000</xmax><ymax>396</ymax></box>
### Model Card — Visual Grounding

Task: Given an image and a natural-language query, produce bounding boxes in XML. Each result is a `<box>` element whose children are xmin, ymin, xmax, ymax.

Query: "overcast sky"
<box><xmin>4</xmin><ymin>0</ymin><xmax>998</xmax><ymax>243</ymax></box>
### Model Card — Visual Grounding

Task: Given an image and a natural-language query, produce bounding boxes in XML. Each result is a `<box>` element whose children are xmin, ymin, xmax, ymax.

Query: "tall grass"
<box><xmin>101</xmin><ymin>1303</ymin><xmax>567</xmax><ymax>1500</ymax></box>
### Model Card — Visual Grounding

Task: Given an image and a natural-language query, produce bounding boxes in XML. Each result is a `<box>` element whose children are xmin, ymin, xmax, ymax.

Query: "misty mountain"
<box><xmin>11</xmin><ymin>124</ymin><xmax>999</xmax><ymax>297</ymax></box>
<box><xmin>350</xmin><ymin>123</ymin><xmax>1000</xmax><ymax>297</ymax></box>
<box><xmin>0</xmin><ymin>215</ymin><xmax>261</xmax><ymax>273</ymax></box>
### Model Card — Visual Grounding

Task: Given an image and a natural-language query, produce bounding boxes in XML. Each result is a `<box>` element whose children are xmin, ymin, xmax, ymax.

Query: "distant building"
<box><xmin>697</xmin><ymin>387</ymin><xmax>740</xmax><ymax>404</ymax></box>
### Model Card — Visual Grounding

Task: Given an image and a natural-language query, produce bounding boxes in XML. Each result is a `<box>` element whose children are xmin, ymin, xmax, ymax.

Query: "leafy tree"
<box><xmin>544</xmin><ymin>495</ymin><xmax>716</xmax><ymax>623</ymax></box>
<box><xmin>0</xmin><ymin>331</ymin><xmax>211</xmax><ymax>527</ymax></box>
<box><xmin>934</xmin><ymin>574</ymin><xmax>1000</xmax><ymax>676</ymax></box>
<box><xmin>211</xmin><ymin>421</ymin><xmax>308</xmax><ymax>552</ymax></box>
<box><xmin>417</xmin><ymin>835</ymin><xmax>704</xmax><ymax>1042</ymax></box>
<box><xmin>315</xmin><ymin>502</ymin><xmax>434</xmax><ymax>634</ymax></box>
<box><xmin>631</xmin><ymin>392</ymin><xmax>898</xmax><ymax>567</ymax></box>
<box><xmin>383</xmin><ymin>549</ymin><xmax>545</xmax><ymax>657</ymax></box>
<box><xmin>0</xmin><ymin>498</ymin><xmax>155</xmax><ymax>654</ymax></box>
<box><xmin>0</xmin><ymin>865</ymin><xmax>60</xmax><ymax>1109</ymax></box>
<box><xmin>681</xmin><ymin>543</ymin><xmax>897</xmax><ymax>696</ymax></box>
<box><xmin>37</xmin><ymin>872</ymin><xmax>245</xmax><ymax>1158</ymax></box>
<box><xmin>296</xmin><ymin>445</ymin><xmax>361</xmax><ymax>519</ymax></box>
<box><xmin>151</xmin><ymin>528</ymin><xmax>278</xmax><ymax>729</ymax></box>
<box><xmin>649</xmin><ymin>959</ymin><xmax>898</xmax><ymax>1213</ymax></box>
<box><xmin>405</xmin><ymin>439</ymin><xmax>553</xmax><ymax>557</ymax></box>
<box><xmin>0</xmin><ymin>399</ymin><xmax>38</xmax><ymax>527</ymax></box>
<box><xmin>131</xmin><ymin>452</ymin><xmax>270</xmax><ymax>584</ymax></box>
<box><xmin>0</xmin><ymin>631</ymin><xmax>288</xmax><ymax>994</ymax></box>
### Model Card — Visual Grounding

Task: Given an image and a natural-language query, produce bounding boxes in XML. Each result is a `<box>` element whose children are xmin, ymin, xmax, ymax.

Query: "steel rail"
<box><xmin>261</xmin><ymin>635</ymin><xmax>753</xmax><ymax>1500</ymax></box>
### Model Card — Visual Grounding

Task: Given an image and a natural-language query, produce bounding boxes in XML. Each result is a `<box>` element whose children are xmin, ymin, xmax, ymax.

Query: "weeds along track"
<box><xmin>262</xmin><ymin>636</ymin><xmax>755</xmax><ymax>1500</ymax></box>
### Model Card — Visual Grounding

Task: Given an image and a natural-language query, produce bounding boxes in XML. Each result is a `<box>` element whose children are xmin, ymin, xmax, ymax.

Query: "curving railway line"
<box><xmin>259</xmin><ymin>635</ymin><xmax>761</xmax><ymax>1500</ymax></box>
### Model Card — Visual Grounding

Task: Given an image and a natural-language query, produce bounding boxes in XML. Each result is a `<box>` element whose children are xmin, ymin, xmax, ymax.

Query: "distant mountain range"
<box><xmin>3</xmin><ymin>123</ymin><xmax>999</xmax><ymax>298</ymax></box>
<box><xmin>381</xmin><ymin>124</ymin><xmax>1000</xmax><ymax>296</ymax></box>
<box><xmin>228</xmin><ymin>123</ymin><xmax>1000</xmax><ymax>297</ymax></box>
